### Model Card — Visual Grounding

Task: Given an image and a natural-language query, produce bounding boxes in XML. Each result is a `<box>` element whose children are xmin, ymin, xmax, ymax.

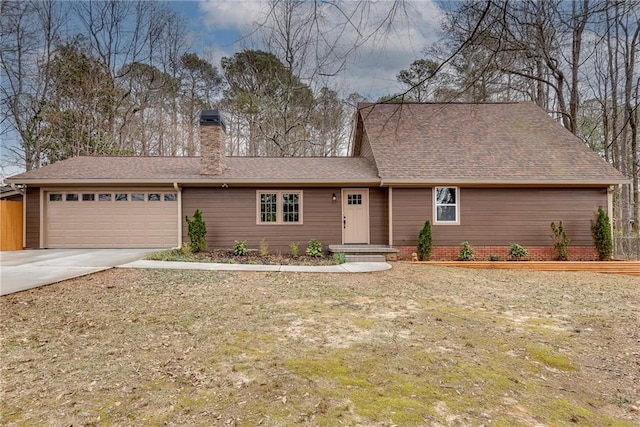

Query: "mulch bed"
<box><xmin>190</xmin><ymin>249</ymin><xmax>336</xmax><ymax>266</ymax></box>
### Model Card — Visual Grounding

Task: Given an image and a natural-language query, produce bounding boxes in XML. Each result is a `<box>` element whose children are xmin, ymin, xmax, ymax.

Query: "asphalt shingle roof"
<box><xmin>358</xmin><ymin>102</ymin><xmax>626</xmax><ymax>184</ymax></box>
<box><xmin>6</xmin><ymin>102</ymin><xmax>626</xmax><ymax>187</ymax></box>
<box><xmin>6</xmin><ymin>156</ymin><xmax>380</xmax><ymax>184</ymax></box>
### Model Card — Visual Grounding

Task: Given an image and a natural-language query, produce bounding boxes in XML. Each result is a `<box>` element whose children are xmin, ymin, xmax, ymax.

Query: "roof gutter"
<box><xmin>6</xmin><ymin>178</ymin><xmax>383</xmax><ymax>186</ymax></box>
<box><xmin>380</xmin><ymin>178</ymin><xmax>630</xmax><ymax>187</ymax></box>
<box><xmin>7</xmin><ymin>177</ymin><xmax>628</xmax><ymax>188</ymax></box>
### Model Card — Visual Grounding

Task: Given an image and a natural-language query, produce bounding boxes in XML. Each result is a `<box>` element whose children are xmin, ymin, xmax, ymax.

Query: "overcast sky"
<box><xmin>168</xmin><ymin>0</ymin><xmax>445</xmax><ymax>99</ymax></box>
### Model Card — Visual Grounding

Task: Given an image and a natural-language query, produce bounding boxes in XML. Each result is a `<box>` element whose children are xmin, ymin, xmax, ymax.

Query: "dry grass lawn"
<box><xmin>1</xmin><ymin>264</ymin><xmax>639</xmax><ymax>426</ymax></box>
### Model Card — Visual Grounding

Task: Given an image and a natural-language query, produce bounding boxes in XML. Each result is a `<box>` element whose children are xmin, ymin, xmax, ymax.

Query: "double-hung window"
<box><xmin>434</xmin><ymin>187</ymin><xmax>459</xmax><ymax>224</ymax></box>
<box><xmin>257</xmin><ymin>191</ymin><xmax>302</xmax><ymax>224</ymax></box>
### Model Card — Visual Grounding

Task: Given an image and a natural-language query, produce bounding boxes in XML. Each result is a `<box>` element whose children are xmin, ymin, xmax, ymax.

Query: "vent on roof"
<box><xmin>199</xmin><ymin>109</ymin><xmax>226</xmax><ymax>132</ymax></box>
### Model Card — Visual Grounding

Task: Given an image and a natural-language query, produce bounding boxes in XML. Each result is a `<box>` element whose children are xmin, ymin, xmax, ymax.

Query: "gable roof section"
<box><xmin>357</xmin><ymin>102</ymin><xmax>627</xmax><ymax>186</ymax></box>
<box><xmin>5</xmin><ymin>156</ymin><xmax>380</xmax><ymax>186</ymax></box>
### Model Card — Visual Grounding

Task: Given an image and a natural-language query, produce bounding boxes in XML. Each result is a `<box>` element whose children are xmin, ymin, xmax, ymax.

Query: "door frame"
<box><xmin>341</xmin><ymin>188</ymin><xmax>370</xmax><ymax>244</ymax></box>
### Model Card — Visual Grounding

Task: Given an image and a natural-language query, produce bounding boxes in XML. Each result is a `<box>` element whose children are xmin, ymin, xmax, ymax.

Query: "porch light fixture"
<box><xmin>332</xmin><ymin>193</ymin><xmax>337</xmax><ymax>201</ymax></box>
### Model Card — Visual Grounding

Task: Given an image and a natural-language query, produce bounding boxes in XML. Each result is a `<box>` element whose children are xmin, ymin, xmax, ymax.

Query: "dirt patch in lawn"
<box><xmin>1</xmin><ymin>264</ymin><xmax>639</xmax><ymax>426</ymax></box>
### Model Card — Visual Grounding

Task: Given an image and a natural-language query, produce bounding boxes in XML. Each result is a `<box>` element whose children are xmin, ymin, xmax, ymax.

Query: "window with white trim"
<box><xmin>257</xmin><ymin>191</ymin><xmax>302</xmax><ymax>224</ymax></box>
<box><xmin>435</xmin><ymin>187</ymin><xmax>459</xmax><ymax>224</ymax></box>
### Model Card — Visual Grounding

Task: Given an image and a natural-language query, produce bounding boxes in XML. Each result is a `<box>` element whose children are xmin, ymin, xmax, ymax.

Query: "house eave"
<box><xmin>8</xmin><ymin>176</ymin><xmax>628</xmax><ymax>188</ymax></box>
<box><xmin>5</xmin><ymin>177</ymin><xmax>383</xmax><ymax>187</ymax></box>
<box><xmin>380</xmin><ymin>178</ymin><xmax>630</xmax><ymax>187</ymax></box>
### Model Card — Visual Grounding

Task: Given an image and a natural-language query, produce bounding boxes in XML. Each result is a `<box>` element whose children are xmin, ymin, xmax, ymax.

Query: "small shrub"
<box><xmin>259</xmin><ymin>238</ymin><xmax>269</xmax><ymax>257</ymax></box>
<box><xmin>488</xmin><ymin>254</ymin><xmax>501</xmax><ymax>261</ymax></box>
<box><xmin>591</xmin><ymin>206</ymin><xmax>613</xmax><ymax>261</ymax></box>
<box><xmin>289</xmin><ymin>242</ymin><xmax>299</xmax><ymax>257</ymax></box>
<box><xmin>458</xmin><ymin>241</ymin><xmax>474</xmax><ymax>261</ymax></box>
<box><xmin>181</xmin><ymin>242</ymin><xmax>192</xmax><ymax>256</ymax></box>
<box><xmin>333</xmin><ymin>252</ymin><xmax>346</xmax><ymax>264</ymax></box>
<box><xmin>417</xmin><ymin>220</ymin><xmax>433</xmax><ymax>261</ymax></box>
<box><xmin>185</xmin><ymin>209</ymin><xmax>207</xmax><ymax>253</ymax></box>
<box><xmin>508</xmin><ymin>243</ymin><xmax>528</xmax><ymax>260</ymax></box>
<box><xmin>306</xmin><ymin>239</ymin><xmax>323</xmax><ymax>257</ymax></box>
<box><xmin>233</xmin><ymin>240</ymin><xmax>248</xmax><ymax>256</ymax></box>
<box><xmin>550</xmin><ymin>221</ymin><xmax>570</xmax><ymax>261</ymax></box>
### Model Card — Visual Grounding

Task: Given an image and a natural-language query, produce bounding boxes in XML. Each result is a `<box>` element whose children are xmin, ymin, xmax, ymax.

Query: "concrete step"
<box><xmin>328</xmin><ymin>244</ymin><xmax>398</xmax><ymax>254</ymax></box>
<box><xmin>345</xmin><ymin>254</ymin><xmax>387</xmax><ymax>263</ymax></box>
<box><xmin>329</xmin><ymin>245</ymin><xmax>398</xmax><ymax>262</ymax></box>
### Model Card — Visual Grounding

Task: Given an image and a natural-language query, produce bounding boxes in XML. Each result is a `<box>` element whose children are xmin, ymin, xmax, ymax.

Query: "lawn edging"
<box><xmin>412</xmin><ymin>260</ymin><xmax>640</xmax><ymax>276</ymax></box>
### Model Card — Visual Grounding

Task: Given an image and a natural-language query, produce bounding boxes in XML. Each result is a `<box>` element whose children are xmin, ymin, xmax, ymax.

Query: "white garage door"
<box><xmin>45</xmin><ymin>189</ymin><xmax>178</xmax><ymax>248</ymax></box>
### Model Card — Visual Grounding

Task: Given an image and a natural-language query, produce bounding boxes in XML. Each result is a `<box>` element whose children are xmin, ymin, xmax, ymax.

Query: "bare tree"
<box><xmin>0</xmin><ymin>0</ymin><xmax>66</xmax><ymax>170</ymax></box>
<box><xmin>180</xmin><ymin>53</ymin><xmax>223</xmax><ymax>156</ymax></box>
<box><xmin>429</xmin><ymin>0</ymin><xmax>638</xmax><ymax>235</ymax></box>
<box><xmin>396</xmin><ymin>59</ymin><xmax>441</xmax><ymax>102</ymax></box>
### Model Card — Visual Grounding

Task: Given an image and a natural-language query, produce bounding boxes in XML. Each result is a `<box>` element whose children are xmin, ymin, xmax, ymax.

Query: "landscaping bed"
<box><xmin>146</xmin><ymin>248</ymin><xmax>340</xmax><ymax>266</ymax></box>
<box><xmin>1</xmin><ymin>264</ymin><xmax>638</xmax><ymax>425</ymax></box>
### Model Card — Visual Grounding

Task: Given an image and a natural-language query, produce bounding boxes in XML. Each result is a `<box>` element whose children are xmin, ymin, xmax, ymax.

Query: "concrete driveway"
<box><xmin>0</xmin><ymin>248</ymin><xmax>160</xmax><ymax>296</ymax></box>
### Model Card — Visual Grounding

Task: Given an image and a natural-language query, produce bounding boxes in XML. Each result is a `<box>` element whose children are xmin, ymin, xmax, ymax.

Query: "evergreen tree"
<box><xmin>591</xmin><ymin>207</ymin><xmax>613</xmax><ymax>261</ymax></box>
<box><xmin>417</xmin><ymin>220</ymin><xmax>433</xmax><ymax>261</ymax></box>
<box><xmin>185</xmin><ymin>209</ymin><xmax>207</xmax><ymax>253</ymax></box>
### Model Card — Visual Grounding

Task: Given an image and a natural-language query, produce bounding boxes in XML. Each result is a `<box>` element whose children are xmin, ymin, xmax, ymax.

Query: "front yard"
<box><xmin>1</xmin><ymin>264</ymin><xmax>638</xmax><ymax>426</ymax></box>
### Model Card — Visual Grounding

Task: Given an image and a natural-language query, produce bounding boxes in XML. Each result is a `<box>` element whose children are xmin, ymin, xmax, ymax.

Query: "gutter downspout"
<box><xmin>380</xmin><ymin>180</ymin><xmax>393</xmax><ymax>247</ymax></box>
<box><xmin>174</xmin><ymin>182</ymin><xmax>182</xmax><ymax>249</ymax></box>
<box><xmin>608</xmin><ymin>185</ymin><xmax>616</xmax><ymax>233</ymax></box>
<box><xmin>11</xmin><ymin>183</ymin><xmax>26</xmax><ymax>249</ymax></box>
<box><xmin>388</xmin><ymin>187</ymin><xmax>393</xmax><ymax>247</ymax></box>
<box><xmin>39</xmin><ymin>188</ymin><xmax>44</xmax><ymax>248</ymax></box>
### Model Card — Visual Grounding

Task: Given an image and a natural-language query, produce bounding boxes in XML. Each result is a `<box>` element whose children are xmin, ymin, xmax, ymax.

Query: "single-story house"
<box><xmin>5</xmin><ymin>102</ymin><xmax>627</xmax><ymax>260</ymax></box>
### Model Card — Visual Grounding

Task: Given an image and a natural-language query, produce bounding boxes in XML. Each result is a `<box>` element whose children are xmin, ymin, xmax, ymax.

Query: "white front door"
<box><xmin>342</xmin><ymin>189</ymin><xmax>369</xmax><ymax>244</ymax></box>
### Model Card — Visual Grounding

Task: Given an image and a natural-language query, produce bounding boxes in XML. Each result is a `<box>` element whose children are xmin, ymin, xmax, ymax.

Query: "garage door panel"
<box><xmin>45</xmin><ymin>190</ymin><xmax>178</xmax><ymax>248</ymax></box>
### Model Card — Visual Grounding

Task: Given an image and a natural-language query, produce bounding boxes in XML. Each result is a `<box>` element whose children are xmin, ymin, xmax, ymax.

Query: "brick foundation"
<box><xmin>395</xmin><ymin>245</ymin><xmax>599</xmax><ymax>261</ymax></box>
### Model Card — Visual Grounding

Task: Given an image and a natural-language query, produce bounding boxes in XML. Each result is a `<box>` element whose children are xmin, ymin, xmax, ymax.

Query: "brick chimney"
<box><xmin>199</xmin><ymin>109</ymin><xmax>226</xmax><ymax>175</ymax></box>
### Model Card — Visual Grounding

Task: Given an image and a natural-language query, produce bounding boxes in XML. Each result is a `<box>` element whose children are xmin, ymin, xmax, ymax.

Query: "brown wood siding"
<box><xmin>393</xmin><ymin>187</ymin><xmax>607</xmax><ymax>247</ymax></box>
<box><xmin>182</xmin><ymin>187</ymin><xmax>343</xmax><ymax>252</ymax></box>
<box><xmin>392</xmin><ymin>188</ymin><xmax>432</xmax><ymax>247</ymax></box>
<box><xmin>369</xmin><ymin>187</ymin><xmax>388</xmax><ymax>244</ymax></box>
<box><xmin>359</xmin><ymin>131</ymin><xmax>376</xmax><ymax>163</ymax></box>
<box><xmin>25</xmin><ymin>187</ymin><xmax>40</xmax><ymax>248</ymax></box>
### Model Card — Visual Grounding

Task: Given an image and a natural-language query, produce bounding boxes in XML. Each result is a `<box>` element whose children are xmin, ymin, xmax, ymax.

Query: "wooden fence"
<box><xmin>1</xmin><ymin>200</ymin><xmax>23</xmax><ymax>251</ymax></box>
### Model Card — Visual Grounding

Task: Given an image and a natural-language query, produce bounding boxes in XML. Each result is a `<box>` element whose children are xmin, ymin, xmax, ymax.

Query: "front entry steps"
<box><xmin>328</xmin><ymin>245</ymin><xmax>398</xmax><ymax>262</ymax></box>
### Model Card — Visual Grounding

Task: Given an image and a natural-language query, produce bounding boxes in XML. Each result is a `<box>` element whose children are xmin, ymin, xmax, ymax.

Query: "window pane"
<box><xmin>99</xmin><ymin>193</ymin><xmax>111</xmax><ymax>201</ymax></box>
<box><xmin>436</xmin><ymin>187</ymin><xmax>456</xmax><ymax>204</ymax></box>
<box><xmin>260</xmin><ymin>193</ymin><xmax>277</xmax><ymax>222</ymax></box>
<box><xmin>66</xmin><ymin>193</ymin><xmax>79</xmax><ymax>201</ymax></box>
<box><xmin>437</xmin><ymin>206</ymin><xmax>457</xmax><ymax>222</ymax></box>
<box><xmin>82</xmin><ymin>194</ymin><xmax>95</xmax><ymax>201</ymax></box>
<box><xmin>115</xmin><ymin>193</ymin><xmax>128</xmax><ymax>201</ymax></box>
<box><xmin>164</xmin><ymin>193</ymin><xmax>177</xmax><ymax>201</ymax></box>
<box><xmin>282</xmin><ymin>193</ymin><xmax>300</xmax><ymax>223</ymax></box>
<box><xmin>132</xmin><ymin>193</ymin><xmax>144</xmax><ymax>201</ymax></box>
<box><xmin>49</xmin><ymin>194</ymin><xmax>62</xmax><ymax>202</ymax></box>
<box><xmin>148</xmin><ymin>193</ymin><xmax>161</xmax><ymax>201</ymax></box>
<box><xmin>347</xmin><ymin>194</ymin><xmax>362</xmax><ymax>205</ymax></box>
